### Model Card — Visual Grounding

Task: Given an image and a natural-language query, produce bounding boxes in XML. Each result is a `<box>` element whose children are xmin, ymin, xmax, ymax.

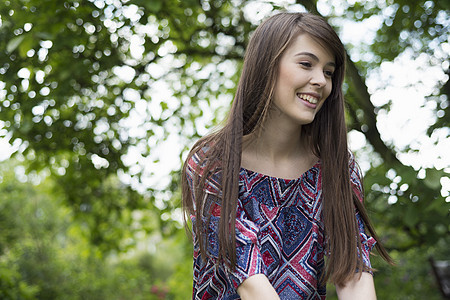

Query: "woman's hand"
<box><xmin>335</xmin><ymin>272</ymin><xmax>376</xmax><ymax>300</ymax></box>
<box><xmin>237</xmin><ymin>274</ymin><xmax>281</xmax><ymax>300</ymax></box>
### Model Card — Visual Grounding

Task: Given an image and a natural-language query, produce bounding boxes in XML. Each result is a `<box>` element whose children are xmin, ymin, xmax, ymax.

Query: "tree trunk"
<box><xmin>297</xmin><ymin>0</ymin><xmax>401</xmax><ymax>166</ymax></box>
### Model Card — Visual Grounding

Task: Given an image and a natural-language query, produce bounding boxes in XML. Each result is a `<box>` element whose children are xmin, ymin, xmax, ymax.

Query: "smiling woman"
<box><xmin>182</xmin><ymin>12</ymin><xmax>393</xmax><ymax>299</ymax></box>
<box><xmin>270</xmin><ymin>33</ymin><xmax>335</xmax><ymax>127</ymax></box>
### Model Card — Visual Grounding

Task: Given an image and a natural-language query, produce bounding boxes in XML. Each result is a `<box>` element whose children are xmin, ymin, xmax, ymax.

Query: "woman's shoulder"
<box><xmin>347</xmin><ymin>151</ymin><xmax>362</xmax><ymax>178</ymax></box>
<box><xmin>347</xmin><ymin>151</ymin><xmax>365</xmax><ymax>201</ymax></box>
<box><xmin>185</xmin><ymin>139</ymin><xmax>223</xmax><ymax>195</ymax></box>
<box><xmin>186</xmin><ymin>140</ymin><xmax>220</xmax><ymax>173</ymax></box>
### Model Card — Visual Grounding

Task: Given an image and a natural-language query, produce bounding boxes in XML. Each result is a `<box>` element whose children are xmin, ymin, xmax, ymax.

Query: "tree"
<box><xmin>1</xmin><ymin>0</ymin><xmax>449</xmax><ymax>297</ymax></box>
<box><xmin>0</xmin><ymin>159</ymin><xmax>187</xmax><ymax>299</ymax></box>
<box><xmin>0</xmin><ymin>0</ymin><xmax>157</xmax><ymax>251</ymax></box>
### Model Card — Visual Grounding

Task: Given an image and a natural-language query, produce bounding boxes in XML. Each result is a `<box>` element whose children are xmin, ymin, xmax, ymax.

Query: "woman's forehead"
<box><xmin>283</xmin><ymin>33</ymin><xmax>335</xmax><ymax>64</ymax></box>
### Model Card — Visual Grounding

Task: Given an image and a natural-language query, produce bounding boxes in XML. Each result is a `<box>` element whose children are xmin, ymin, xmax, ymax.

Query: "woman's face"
<box><xmin>270</xmin><ymin>33</ymin><xmax>335</xmax><ymax>127</ymax></box>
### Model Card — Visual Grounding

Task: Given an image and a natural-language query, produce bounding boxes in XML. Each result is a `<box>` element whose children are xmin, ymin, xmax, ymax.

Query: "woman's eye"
<box><xmin>299</xmin><ymin>62</ymin><xmax>312</xmax><ymax>68</ymax></box>
<box><xmin>324</xmin><ymin>70</ymin><xmax>334</xmax><ymax>77</ymax></box>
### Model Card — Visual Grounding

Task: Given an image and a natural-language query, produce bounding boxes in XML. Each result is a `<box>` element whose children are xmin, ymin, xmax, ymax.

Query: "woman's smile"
<box><xmin>270</xmin><ymin>33</ymin><xmax>335</xmax><ymax>127</ymax></box>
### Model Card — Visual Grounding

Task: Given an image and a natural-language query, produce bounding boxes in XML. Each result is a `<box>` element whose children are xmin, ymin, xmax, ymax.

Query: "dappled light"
<box><xmin>0</xmin><ymin>0</ymin><xmax>448</xmax><ymax>298</ymax></box>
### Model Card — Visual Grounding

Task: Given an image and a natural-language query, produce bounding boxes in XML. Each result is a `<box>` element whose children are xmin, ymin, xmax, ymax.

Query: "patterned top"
<box><xmin>185</xmin><ymin>151</ymin><xmax>376</xmax><ymax>299</ymax></box>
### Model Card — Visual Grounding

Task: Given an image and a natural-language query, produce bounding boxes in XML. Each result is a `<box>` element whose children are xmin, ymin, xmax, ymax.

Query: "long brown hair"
<box><xmin>182</xmin><ymin>12</ymin><xmax>393</xmax><ymax>286</ymax></box>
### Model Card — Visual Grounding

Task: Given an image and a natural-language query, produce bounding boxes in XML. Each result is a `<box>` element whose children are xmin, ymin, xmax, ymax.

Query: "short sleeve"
<box><xmin>349</xmin><ymin>152</ymin><xmax>377</xmax><ymax>272</ymax></box>
<box><xmin>227</xmin><ymin>199</ymin><xmax>266</xmax><ymax>289</ymax></box>
<box><xmin>186</xmin><ymin>150</ymin><xmax>266</xmax><ymax>294</ymax></box>
<box><xmin>185</xmin><ymin>150</ymin><xmax>221</xmax><ymax>203</ymax></box>
<box><xmin>349</xmin><ymin>152</ymin><xmax>364</xmax><ymax>203</ymax></box>
<box><xmin>355</xmin><ymin>211</ymin><xmax>376</xmax><ymax>271</ymax></box>
<box><xmin>196</xmin><ymin>198</ymin><xmax>267</xmax><ymax>289</ymax></box>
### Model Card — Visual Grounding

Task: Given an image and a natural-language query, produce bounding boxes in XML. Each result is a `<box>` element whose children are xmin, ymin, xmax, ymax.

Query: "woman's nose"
<box><xmin>310</xmin><ymin>69</ymin><xmax>327</xmax><ymax>87</ymax></box>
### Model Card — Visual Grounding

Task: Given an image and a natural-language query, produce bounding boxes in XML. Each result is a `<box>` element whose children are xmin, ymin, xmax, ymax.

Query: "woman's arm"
<box><xmin>335</xmin><ymin>272</ymin><xmax>376</xmax><ymax>300</ymax></box>
<box><xmin>237</xmin><ymin>274</ymin><xmax>280</xmax><ymax>300</ymax></box>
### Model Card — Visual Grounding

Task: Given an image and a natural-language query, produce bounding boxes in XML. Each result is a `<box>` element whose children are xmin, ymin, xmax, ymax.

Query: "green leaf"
<box><xmin>133</xmin><ymin>0</ymin><xmax>162</xmax><ymax>12</ymax></box>
<box><xmin>19</xmin><ymin>36</ymin><xmax>34</xmax><ymax>58</ymax></box>
<box><xmin>146</xmin><ymin>0</ymin><xmax>162</xmax><ymax>12</ymax></box>
<box><xmin>424</xmin><ymin>168</ymin><xmax>443</xmax><ymax>190</ymax></box>
<box><xmin>6</xmin><ymin>36</ymin><xmax>25</xmax><ymax>53</ymax></box>
<box><xmin>35</xmin><ymin>32</ymin><xmax>53</xmax><ymax>40</ymax></box>
<box><xmin>404</xmin><ymin>205</ymin><xmax>419</xmax><ymax>228</ymax></box>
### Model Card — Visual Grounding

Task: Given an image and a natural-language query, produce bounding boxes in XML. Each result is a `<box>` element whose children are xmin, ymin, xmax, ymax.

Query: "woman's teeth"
<box><xmin>298</xmin><ymin>94</ymin><xmax>318</xmax><ymax>104</ymax></box>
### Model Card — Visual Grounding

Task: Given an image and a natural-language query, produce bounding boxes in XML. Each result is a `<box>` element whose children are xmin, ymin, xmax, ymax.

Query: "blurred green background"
<box><xmin>0</xmin><ymin>0</ymin><xmax>449</xmax><ymax>299</ymax></box>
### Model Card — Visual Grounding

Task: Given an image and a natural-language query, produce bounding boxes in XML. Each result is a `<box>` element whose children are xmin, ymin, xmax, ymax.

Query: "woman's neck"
<box><xmin>243</xmin><ymin>126</ymin><xmax>303</xmax><ymax>161</ymax></box>
<box><xmin>244</xmin><ymin>106</ymin><xmax>311</xmax><ymax>158</ymax></box>
<box><xmin>241</xmin><ymin>117</ymin><xmax>317</xmax><ymax>179</ymax></box>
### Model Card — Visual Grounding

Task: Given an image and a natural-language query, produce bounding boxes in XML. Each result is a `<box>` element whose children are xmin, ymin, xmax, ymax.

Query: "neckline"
<box><xmin>240</xmin><ymin>160</ymin><xmax>321</xmax><ymax>181</ymax></box>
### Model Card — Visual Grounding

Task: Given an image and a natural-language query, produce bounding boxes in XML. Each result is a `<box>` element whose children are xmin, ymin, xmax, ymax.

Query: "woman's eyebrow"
<box><xmin>295</xmin><ymin>52</ymin><xmax>336</xmax><ymax>67</ymax></box>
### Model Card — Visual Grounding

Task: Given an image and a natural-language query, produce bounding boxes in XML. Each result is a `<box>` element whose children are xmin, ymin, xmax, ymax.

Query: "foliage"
<box><xmin>372</xmin><ymin>241</ymin><xmax>448</xmax><ymax>299</ymax></box>
<box><xmin>0</xmin><ymin>0</ymin><xmax>153</xmax><ymax>251</ymax></box>
<box><xmin>0</xmin><ymin>0</ymin><xmax>449</xmax><ymax>298</ymax></box>
<box><xmin>0</xmin><ymin>160</ymin><xmax>191</xmax><ymax>299</ymax></box>
<box><xmin>0</xmin><ymin>263</ymin><xmax>39</xmax><ymax>300</ymax></box>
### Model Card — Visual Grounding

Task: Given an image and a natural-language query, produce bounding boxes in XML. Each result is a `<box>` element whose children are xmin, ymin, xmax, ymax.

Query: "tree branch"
<box><xmin>299</xmin><ymin>0</ymin><xmax>319</xmax><ymax>14</ymax></box>
<box><xmin>295</xmin><ymin>0</ymin><xmax>402</xmax><ymax>166</ymax></box>
<box><xmin>345</xmin><ymin>56</ymin><xmax>401</xmax><ymax>166</ymax></box>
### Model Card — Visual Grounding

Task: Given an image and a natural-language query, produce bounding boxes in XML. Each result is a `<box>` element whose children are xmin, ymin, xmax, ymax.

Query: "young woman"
<box><xmin>182</xmin><ymin>12</ymin><xmax>392</xmax><ymax>299</ymax></box>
